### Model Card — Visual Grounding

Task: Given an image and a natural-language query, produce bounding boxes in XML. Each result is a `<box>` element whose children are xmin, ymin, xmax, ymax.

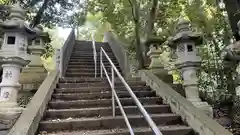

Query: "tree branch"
<box><xmin>31</xmin><ymin>0</ymin><xmax>50</xmax><ymax>27</ymax></box>
<box><xmin>128</xmin><ymin>0</ymin><xmax>137</xmax><ymax>21</ymax></box>
<box><xmin>146</xmin><ymin>0</ymin><xmax>158</xmax><ymax>35</ymax></box>
<box><xmin>223</xmin><ymin>0</ymin><xmax>240</xmax><ymax>41</ymax></box>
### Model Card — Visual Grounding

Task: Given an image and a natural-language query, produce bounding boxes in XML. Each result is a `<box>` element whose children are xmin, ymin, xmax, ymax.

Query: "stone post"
<box><xmin>0</xmin><ymin>58</ymin><xmax>29</xmax><ymax>104</ymax></box>
<box><xmin>169</xmin><ymin>18</ymin><xmax>213</xmax><ymax>117</ymax></box>
<box><xmin>147</xmin><ymin>45</ymin><xmax>173</xmax><ymax>83</ymax></box>
<box><xmin>0</xmin><ymin>2</ymin><xmax>37</xmax><ymax>131</ymax></box>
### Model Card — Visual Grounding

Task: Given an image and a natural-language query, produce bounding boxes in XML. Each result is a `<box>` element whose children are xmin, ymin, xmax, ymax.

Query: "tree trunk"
<box><xmin>134</xmin><ymin>2</ymin><xmax>144</xmax><ymax>69</ymax></box>
<box><xmin>130</xmin><ymin>0</ymin><xmax>144</xmax><ymax>69</ymax></box>
<box><xmin>135</xmin><ymin>21</ymin><xmax>144</xmax><ymax>69</ymax></box>
<box><xmin>143</xmin><ymin>0</ymin><xmax>159</xmax><ymax>67</ymax></box>
<box><xmin>223</xmin><ymin>0</ymin><xmax>240</xmax><ymax>41</ymax></box>
<box><xmin>146</xmin><ymin>0</ymin><xmax>158</xmax><ymax>35</ymax></box>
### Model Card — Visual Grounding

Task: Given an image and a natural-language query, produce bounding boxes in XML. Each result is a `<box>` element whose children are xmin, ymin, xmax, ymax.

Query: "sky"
<box><xmin>57</xmin><ymin>27</ymin><xmax>72</xmax><ymax>40</ymax></box>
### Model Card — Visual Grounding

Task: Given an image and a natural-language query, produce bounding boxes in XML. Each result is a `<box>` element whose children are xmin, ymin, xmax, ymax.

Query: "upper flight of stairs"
<box><xmin>37</xmin><ymin>41</ymin><xmax>194</xmax><ymax>135</ymax></box>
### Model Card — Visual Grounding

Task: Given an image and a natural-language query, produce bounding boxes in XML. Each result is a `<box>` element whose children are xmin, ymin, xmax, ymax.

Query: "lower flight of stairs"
<box><xmin>37</xmin><ymin>41</ymin><xmax>194</xmax><ymax>135</ymax></box>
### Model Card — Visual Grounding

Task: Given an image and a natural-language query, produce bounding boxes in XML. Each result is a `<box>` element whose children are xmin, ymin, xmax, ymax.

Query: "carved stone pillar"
<box><xmin>0</xmin><ymin>58</ymin><xmax>29</xmax><ymax>105</ymax></box>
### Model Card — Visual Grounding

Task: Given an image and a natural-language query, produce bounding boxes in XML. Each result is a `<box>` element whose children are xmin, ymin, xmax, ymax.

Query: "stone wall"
<box><xmin>8</xmin><ymin>71</ymin><xmax>59</xmax><ymax>135</ymax></box>
<box><xmin>103</xmin><ymin>32</ymin><xmax>132</xmax><ymax>79</ymax></box>
<box><xmin>140</xmin><ymin>70</ymin><xmax>233</xmax><ymax>135</ymax></box>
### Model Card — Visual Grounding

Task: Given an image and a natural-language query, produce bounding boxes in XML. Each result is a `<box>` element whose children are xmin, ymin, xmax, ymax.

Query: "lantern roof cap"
<box><xmin>0</xmin><ymin>2</ymin><xmax>37</xmax><ymax>35</ymax></box>
<box><xmin>169</xmin><ymin>17</ymin><xmax>202</xmax><ymax>49</ymax></box>
<box><xmin>9</xmin><ymin>2</ymin><xmax>26</xmax><ymax>20</ymax></box>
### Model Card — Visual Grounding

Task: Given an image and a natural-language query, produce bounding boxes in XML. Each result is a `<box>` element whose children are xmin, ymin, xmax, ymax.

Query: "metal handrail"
<box><xmin>92</xmin><ymin>33</ymin><xmax>97</xmax><ymax>78</ymax></box>
<box><xmin>100</xmin><ymin>47</ymin><xmax>163</xmax><ymax>135</ymax></box>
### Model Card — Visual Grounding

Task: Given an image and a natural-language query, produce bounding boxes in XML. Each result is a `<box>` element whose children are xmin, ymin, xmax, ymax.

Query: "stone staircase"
<box><xmin>37</xmin><ymin>41</ymin><xmax>194</xmax><ymax>135</ymax></box>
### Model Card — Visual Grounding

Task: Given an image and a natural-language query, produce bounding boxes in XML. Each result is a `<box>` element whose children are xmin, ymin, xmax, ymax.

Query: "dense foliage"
<box><xmin>0</xmin><ymin>0</ymin><xmax>87</xmax><ymax>27</ymax></box>
<box><xmin>86</xmin><ymin>0</ymin><xmax>236</xmax><ymax>102</ymax></box>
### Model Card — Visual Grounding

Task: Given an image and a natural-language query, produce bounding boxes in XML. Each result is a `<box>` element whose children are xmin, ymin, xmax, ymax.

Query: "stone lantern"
<box><xmin>169</xmin><ymin>18</ymin><xmax>213</xmax><ymax>116</ymax></box>
<box><xmin>19</xmin><ymin>25</ymin><xmax>47</xmax><ymax>92</ymax></box>
<box><xmin>0</xmin><ymin>3</ymin><xmax>37</xmax><ymax>130</ymax></box>
<box><xmin>147</xmin><ymin>45</ymin><xmax>173</xmax><ymax>83</ymax></box>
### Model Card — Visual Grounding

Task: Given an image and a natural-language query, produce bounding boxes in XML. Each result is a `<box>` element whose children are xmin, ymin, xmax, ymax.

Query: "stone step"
<box><xmin>74</xmin><ymin>45</ymin><xmax>111</xmax><ymax>47</ymax></box>
<box><xmin>74</xmin><ymin>42</ymin><xmax>108</xmax><ymax>45</ymax></box>
<box><xmin>44</xmin><ymin>105</ymin><xmax>171</xmax><ymax>119</ymax></box>
<box><xmin>66</xmin><ymin>66</ymin><xmax>121</xmax><ymax>70</ymax></box>
<box><xmin>38</xmin><ymin>125</ymin><xmax>193</xmax><ymax>135</ymax></box>
<box><xmin>74</xmin><ymin>44</ymin><xmax>110</xmax><ymax>47</ymax></box>
<box><xmin>64</xmin><ymin>72</ymin><xmax>122</xmax><ymax>77</ymax></box>
<box><xmin>58</xmin><ymin>77</ymin><xmax>141</xmax><ymax>83</ymax></box>
<box><xmin>70</xmin><ymin>53</ymin><xmax>115</xmax><ymax>56</ymax></box>
<box><xmin>69</xmin><ymin>59</ymin><xmax>118</xmax><ymax>62</ymax></box>
<box><xmin>72</xmin><ymin>49</ymin><xmax>113</xmax><ymax>52</ymax></box>
<box><xmin>74</xmin><ymin>46</ymin><xmax>109</xmax><ymax>49</ymax></box>
<box><xmin>68</xmin><ymin>61</ymin><xmax>119</xmax><ymax>65</ymax></box>
<box><xmin>72</xmin><ymin>50</ymin><xmax>112</xmax><ymax>53</ymax></box>
<box><xmin>51</xmin><ymin>91</ymin><xmax>156</xmax><ymax>100</ymax></box>
<box><xmin>70</xmin><ymin>57</ymin><xmax>116</xmax><ymax>60</ymax></box>
<box><xmin>39</xmin><ymin>114</ymin><xmax>183</xmax><ymax>132</ymax></box>
<box><xmin>64</xmin><ymin>74</ymin><xmax>113</xmax><ymax>77</ymax></box>
<box><xmin>48</xmin><ymin>97</ymin><xmax>162</xmax><ymax>109</ymax></box>
<box><xmin>69</xmin><ymin>56</ymin><xmax>115</xmax><ymax>59</ymax></box>
<box><xmin>55</xmin><ymin>86</ymin><xmax>151</xmax><ymax>93</ymax></box>
<box><xmin>57</xmin><ymin>81</ymin><xmax>145</xmax><ymax>88</ymax></box>
<box><xmin>68</xmin><ymin>58</ymin><xmax>118</xmax><ymax>62</ymax></box>
<box><xmin>66</xmin><ymin>68</ymin><xmax>122</xmax><ymax>73</ymax></box>
<box><xmin>59</xmin><ymin>77</ymin><xmax>106</xmax><ymax>83</ymax></box>
<box><xmin>65</xmin><ymin>69</ymin><xmax>121</xmax><ymax>74</ymax></box>
<box><xmin>71</xmin><ymin>53</ymin><xmax>115</xmax><ymax>57</ymax></box>
<box><xmin>75</xmin><ymin>43</ymin><xmax>109</xmax><ymax>47</ymax></box>
<box><xmin>73</xmin><ymin>46</ymin><xmax>111</xmax><ymax>49</ymax></box>
<box><xmin>73</xmin><ymin>47</ymin><xmax>110</xmax><ymax>50</ymax></box>
<box><xmin>55</xmin><ymin>85</ymin><xmax>150</xmax><ymax>92</ymax></box>
<box><xmin>59</xmin><ymin>77</ymin><xmax>141</xmax><ymax>83</ymax></box>
<box><xmin>66</xmin><ymin>66</ymin><xmax>119</xmax><ymax>70</ymax></box>
<box><xmin>68</xmin><ymin>59</ymin><xmax>118</xmax><ymax>62</ymax></box>
<box><xmin>67</xmin><ymin>65</ymin><xmax>120</xmax><ymax>68</ymax></box>
<box><xmin>73</xmin><ymin>46</ymin><xmax>110</xmax><ymax>49</ymax></box>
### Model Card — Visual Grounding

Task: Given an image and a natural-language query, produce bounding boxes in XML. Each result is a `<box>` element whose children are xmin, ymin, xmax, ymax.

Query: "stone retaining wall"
<box><xmin>140</xmin><ymin>70</ymin><xmax>233</xmax><ymax>135</ymax></box>
<box><xmin>8</xmin><ymin>71</ymin><xmax>59</xmax><ymax>135</ymax></box>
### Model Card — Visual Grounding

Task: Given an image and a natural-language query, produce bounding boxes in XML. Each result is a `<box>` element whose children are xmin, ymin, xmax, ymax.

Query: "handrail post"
<box><xmin>101</xmin><ymin>47</ymin><xmax>134</xmax><ymax>135</ymax></box>
<box><xmin>100</xmin><ymin>49</ymin><xmax>103</xmax><ymax>78</ymax></box>
<box><xmin>94</xmin><ymin>50</ymin><xmax>97</xmax><ymax>78</ymax></box>
<box><xmin>112</xmin><ymin>66</ymin><xmax>115</xmax><ymax>118</ymax></box>
<box><xmin>100</xmin><ymin>47</ymin><xmax>162</xmax><ymax>135</ymax></box>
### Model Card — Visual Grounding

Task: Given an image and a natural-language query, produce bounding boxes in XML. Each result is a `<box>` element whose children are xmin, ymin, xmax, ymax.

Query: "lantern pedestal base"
<box><xmin>20</xmin><ymin>66</ymin><xmax>47</xmax><ymax>91</ymax></box>
<box><xmin>192</xmin><ymin>101</ymin><xmax>213</xmax><ymax>117</ymax></box>
<box><xmin>236</xmin><ymin>86</ymin><xmax>240</xmax><ymax>95</ymax></box>
<box><xmin>0</xmin><ymin>102</ymin><xmax>23</xmax><ymax>131</ymax></box>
